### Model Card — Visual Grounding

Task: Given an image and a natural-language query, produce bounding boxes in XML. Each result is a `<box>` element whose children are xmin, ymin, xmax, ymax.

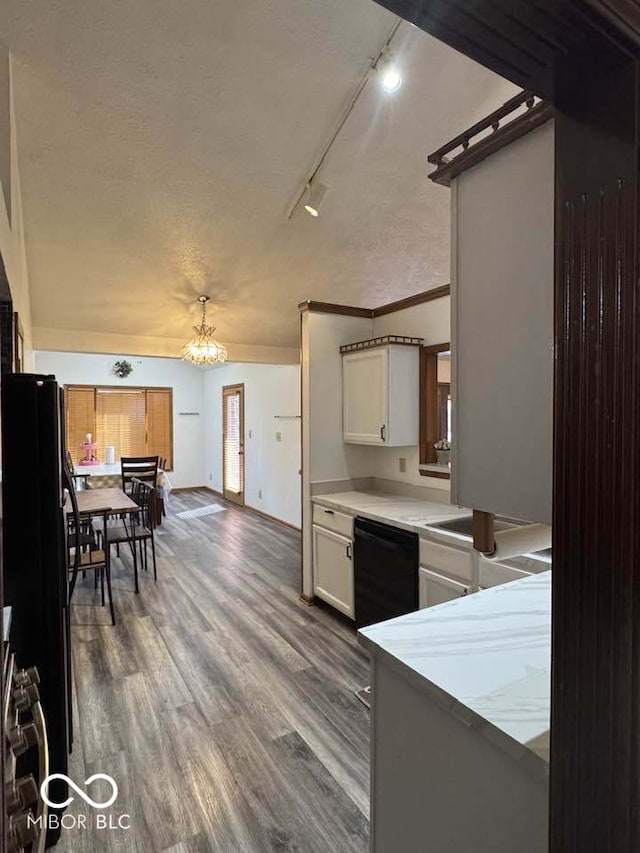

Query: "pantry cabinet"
<box><xmin>342</xmin><ymin>345</ymin><xmax>419</xmax><ymax>446</ymax></box>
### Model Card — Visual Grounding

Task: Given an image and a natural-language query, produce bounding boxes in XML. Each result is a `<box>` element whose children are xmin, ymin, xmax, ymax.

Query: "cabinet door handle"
<box><xmin>380</xmin><ymin>424</ymin><xmax>386</xmax><ymax>442</ymax></box>
<box><xmin>323</xmin><ymin>509</ymin><xmax>334</xmax><ymax>515</ymax></box>
<box><xmin>346</xmin><ymin>543</ymin><xmax>352</xmax><ymax>560</ymax></box>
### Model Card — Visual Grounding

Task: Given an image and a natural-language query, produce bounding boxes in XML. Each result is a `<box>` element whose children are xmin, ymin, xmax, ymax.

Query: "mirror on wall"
<box><xmin>436</xmin><ymin>352</ymin><xmax>451</xmax><ymax>444</ymax></box>
<box><xmin>420</xmin><ymin>343</ymin><xmax>451</xmax><ymax>471</ymax></box>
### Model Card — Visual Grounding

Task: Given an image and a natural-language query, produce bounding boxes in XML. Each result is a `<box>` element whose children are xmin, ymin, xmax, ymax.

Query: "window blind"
<box><xmin>65</xmin><ymin>385</ymin><xmax>173</xmax><ymax>468</ymax></box>
<box><xmin>223</xmin><ymin>390</ymin><xmax>242</xmax><ymax>494</ymax></box>
<box><xmin>66</xmin><ymin>387</ymin><xmax>96</xmax><ymax>464</ymax></box>
<box><xmin>96</xmin><ymin>390</ymin><xmax>146</xmax><ymax>459</ymax></box>
<box><xmin>146</xmin><ymin>389</ymin><xmax>173</xmax><ymax>469</ymax></box>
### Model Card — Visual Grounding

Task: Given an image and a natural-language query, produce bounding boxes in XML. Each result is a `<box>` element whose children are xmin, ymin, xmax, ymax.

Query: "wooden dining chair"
<box><xmin>65</xmin><ymin>448</ymin><xmax>90</xmax><ymax>490</ymax></box>
<box><xmin>64</xmin><ymin>466</ymin><xmax>115</xmax><ymax>625</ymax></box>
<box><xmin>100</xmin><ymin>478</ymin><xmax>159</xmax><ymax>593</ymax></box>
<box><xmin>121</xmin><ymin>456</ymin><xmax>159</xmax><ymax>498</ymax></box>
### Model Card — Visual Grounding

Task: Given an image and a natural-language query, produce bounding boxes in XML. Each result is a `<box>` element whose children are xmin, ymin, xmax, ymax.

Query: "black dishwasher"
<box><xmin>353</xmin><ymin>517</ymin><xmax>419</xmax><ymax>629</ymax></box>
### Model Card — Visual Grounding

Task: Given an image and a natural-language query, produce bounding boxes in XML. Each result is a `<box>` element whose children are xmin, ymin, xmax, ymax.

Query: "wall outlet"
<box><xmin>399</xmin><ymin>457</ymin><xmax>407</xmax><ymax>473</ymax></box>
<box><xmin>258</xmin><ymin>489</ymin><xmax>263</xmax><ymax>499</ymax></box>
<box><xmin>276</xmin><ymin>432</ymin><xmax>282</xmax><ymax>442</ymax></box>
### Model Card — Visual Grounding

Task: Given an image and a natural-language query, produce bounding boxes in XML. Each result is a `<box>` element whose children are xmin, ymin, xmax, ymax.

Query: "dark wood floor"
<box><xmin>59</xmin><ymin>489</ymin><xmax>370</xmax><ymax>852</ymax></box>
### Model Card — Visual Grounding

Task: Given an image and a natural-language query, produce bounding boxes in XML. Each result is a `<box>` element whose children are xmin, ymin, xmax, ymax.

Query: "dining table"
<box><xmin>71</xmin><ymin>486</ymin><xmax>139</xmax><ymax>516</ymax></box>
<box><xmin>73</xmin><ymin>463</ymin><xmax>172</xmax><ymax>525</ymax></box>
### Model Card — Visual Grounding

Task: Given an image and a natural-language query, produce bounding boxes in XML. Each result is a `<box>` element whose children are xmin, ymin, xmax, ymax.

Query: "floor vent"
<box><xmin>176</xmin><ymin>504</ymin><xmax>226</xmax><ymax>520</ymax></box>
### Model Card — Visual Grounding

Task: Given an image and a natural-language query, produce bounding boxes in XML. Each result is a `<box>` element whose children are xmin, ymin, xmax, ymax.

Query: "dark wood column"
<box><xmin>551</xmin><ymin>58</ymin><xmax>640</xmax><ymax>851</ymax></box>
<box><xmin>371</xmin><ymin>1</ymin><xmax>640</xmax><ymax>849</ymax></box>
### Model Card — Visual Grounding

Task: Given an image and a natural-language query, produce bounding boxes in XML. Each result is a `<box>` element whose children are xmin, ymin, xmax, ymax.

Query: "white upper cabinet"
<box><xmin>342</xmin><ymin>345</ymin><xmax>419</xmax><ymax>446</ymax></box>
<box><xmin>451</xmin><ymin>120</ymin><xmax>554</xmax><ymax>524</ymax></box>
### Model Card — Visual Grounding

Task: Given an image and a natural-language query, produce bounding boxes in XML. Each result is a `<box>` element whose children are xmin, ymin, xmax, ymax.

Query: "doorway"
<box><xmin>222</xmin><ymin>384</ymin><xmax>244</xmax><ymax>505</ymax></box>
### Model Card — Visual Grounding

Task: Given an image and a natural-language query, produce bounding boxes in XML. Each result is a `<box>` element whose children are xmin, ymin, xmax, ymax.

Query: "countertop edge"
<box><xmin>311</xmin><ymin>493</ymin><xmax>470</xmax><ymax>539</ymax></box>
<box><xmin>358</xmin><ymin>630</ymin><xmax>550</xmax><ymax>781</ymax></box>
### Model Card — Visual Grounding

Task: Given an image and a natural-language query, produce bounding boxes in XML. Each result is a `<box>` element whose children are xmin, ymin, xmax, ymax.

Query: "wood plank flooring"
<box><xmin>58</xmin><ymin>490</ymin><xmax>370</xmax><ymax>852</ymax></box>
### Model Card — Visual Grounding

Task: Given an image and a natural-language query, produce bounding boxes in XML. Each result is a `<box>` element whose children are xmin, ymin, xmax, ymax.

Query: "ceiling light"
<box><xmin>377</xmin><ymin>54</ymin><xmax>402</xmax><ymax>94</ymax></box>
<box><xmin>182</xmin><ymin>296</ymin><xmax>228</xmax><ymax>365</ymax></box>
<box><xmin>304</xmin><ymin>180</ymin><xmax>328</xmax><ymax>217</ymax></box>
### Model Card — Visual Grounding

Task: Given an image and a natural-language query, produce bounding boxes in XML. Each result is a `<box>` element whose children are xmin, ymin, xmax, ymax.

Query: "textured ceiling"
<box><xmin>4</xmin><ymin>0</ymin><xmax>516</xmax><ymax>348</ymax></box>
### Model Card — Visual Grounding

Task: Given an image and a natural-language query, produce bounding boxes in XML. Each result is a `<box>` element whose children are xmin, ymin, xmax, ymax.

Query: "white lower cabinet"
<box><xmin>312</xmin><ymin>524</ymin><xmax>354</xmax><ymax>618</ymax></box>
<box><xmin>419</xmin><ymin>567</ymin><xmax>470</xmax><ymax>609</ymax></box>
<box><xmin>477</xmin><ymin>557</ymin><xmax>533</xmax><ymax>589</ymax></box>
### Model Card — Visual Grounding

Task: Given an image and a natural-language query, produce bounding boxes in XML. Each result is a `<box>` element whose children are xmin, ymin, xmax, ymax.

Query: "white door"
<box><xmin>312</xmin><ymin>525</ymin><xmax>354</xmax><ymax>618</ymax></box>
<box><xmin>343</xmin><ymin>348</ymin><xmax>388</xmax><ymax>444</ymax></box>
<box><xmin>419</xmin><ymin>568</ymin><xmax>470</xmax><ymax>609</ymax></box>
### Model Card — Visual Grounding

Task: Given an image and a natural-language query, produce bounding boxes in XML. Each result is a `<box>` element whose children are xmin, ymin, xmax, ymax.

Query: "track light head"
<box><xmin>304</xmin><ymin>180</ymin><xmax>328</xmax><ymax>217</ymax></box>
<box><xmin>376</xmin><ymin>53</ymin><xmax>402</xmax><ymax>94</ymax></box>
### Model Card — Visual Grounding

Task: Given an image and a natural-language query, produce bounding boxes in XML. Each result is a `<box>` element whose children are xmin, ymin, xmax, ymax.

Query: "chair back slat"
<box><xmin>121</xmin><ymin>456</ymin><xmax>159</xmax><ymax>493</ymax></box>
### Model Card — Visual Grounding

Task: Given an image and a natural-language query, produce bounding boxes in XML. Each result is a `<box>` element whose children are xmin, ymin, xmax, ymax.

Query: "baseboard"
<box><xmin>201</xmin><ymin>485</ymin><xmax>224</xmax><ymax>498</ymax></box>
<box><xmin>243</xmin><ymin>503</ymin><xmax>301</xmax><ymax>533</ymax></box>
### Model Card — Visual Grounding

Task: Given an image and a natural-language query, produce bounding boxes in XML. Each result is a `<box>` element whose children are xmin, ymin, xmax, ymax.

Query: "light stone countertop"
<box><xmin>359</xmin><ymin>571</ymin><xmax>551</xmax><ymax>773</ymax></box>
<box><xmin>311</xmin><ymin>490</ymin><xmax>471</xmax><ymax>536</ymax></box>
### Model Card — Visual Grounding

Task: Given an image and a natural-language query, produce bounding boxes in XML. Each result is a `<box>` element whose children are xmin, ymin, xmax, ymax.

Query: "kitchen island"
<box><xmin>359</xmin><ymin>571</ymin><xmax>550</xmax><ymax>853</ymax></box>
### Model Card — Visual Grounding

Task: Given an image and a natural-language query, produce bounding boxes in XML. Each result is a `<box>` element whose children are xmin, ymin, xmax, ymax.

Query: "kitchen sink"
<box><xmin>430</xmin><ymin>516</ymin><xmax>516</xmax><ymax>538</ymax></box>
<box><xmin>429</xmin><ymin>516</ymin><xmax>552</xmax><ymax>561</ymax></box>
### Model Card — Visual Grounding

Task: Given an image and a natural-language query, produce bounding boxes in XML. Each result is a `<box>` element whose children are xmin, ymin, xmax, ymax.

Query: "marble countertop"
<box><xmin>359</xmin><ymin>571</ymin><xmax>551</xmax><ymax>770</ymax></box>
<box><xmin>312</xmin><ymin>491</ymin><xmax>471</xmax><ymax>536</ymax></box>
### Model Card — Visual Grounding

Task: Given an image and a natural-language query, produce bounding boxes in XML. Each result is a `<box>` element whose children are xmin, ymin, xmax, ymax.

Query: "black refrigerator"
<box><xmin>2</xmin><ymin>373</ymin><xmax>71</xmax><ymax>843</ymax></box>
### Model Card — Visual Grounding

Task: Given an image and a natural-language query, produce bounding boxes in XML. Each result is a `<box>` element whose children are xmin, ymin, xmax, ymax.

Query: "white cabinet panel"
<box><xmin>477</xmin><ymin>557</ymin><xmax>537</xmax><ymax>589</ymax></box>
<box><xmin>419</xmin><ymin>568</ymin><xmax>470</xmax><ymax>609</ymax></box>
<box><xmin>342</xmin><ymin>345</ymin><xmax>419</xmax><ymax>446</ymax></box>
<box><xmin>312</xmin><ymin>525</ymin><xmax>354</xmax><ymax>618</ymax></box>
<box><xmin>343</xmin><ymin>348</ymin><xmax>387</xmax><ymax>444</ymax></box>
<box><xmin>312</xmin><ymin>504</ymin><xmax>354</xmax><ymax>538</ymax></box>
<box><xmin>452</xmin><ymin>121</ymin><xmax>554</xmax><ymax>523</ymax></box>
<box><xmin>419</xmin><ymin>538</ymin><xmax>474</xmax><ymax>584</ymax></box>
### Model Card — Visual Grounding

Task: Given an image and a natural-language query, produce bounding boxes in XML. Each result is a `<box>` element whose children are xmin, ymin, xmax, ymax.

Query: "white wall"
<box><xmin>306</xmin><ymin>312</ymin><xmax>376</xmax><ymax>484</ymax></box>
<box><xmin>203</xmin><ymin>363</ymin><xmax>301</xmax><ymax>528</ymax></box>
<box><xmin>0</xmin><ymin>51</ymin><xmax>34</xmax><ymax>369</ymax></box>
<box><xmin>451</xmin><ymin>121</ymin><xmax>554</xmax><ymax>524</ymax></box>
<box><xmin>301</xmin><ymin>311</ymin><xmax>374</xmax><ymax>596</ymax></box>
<box><xmin>34</xmin><ymin>351</ymin><xmax>205</xmax><ymax>489</ymax></box>
<box><xmin>372</xmin><ymin>298</ymin><xmax>451</xmax><ymax>492</ymax></box>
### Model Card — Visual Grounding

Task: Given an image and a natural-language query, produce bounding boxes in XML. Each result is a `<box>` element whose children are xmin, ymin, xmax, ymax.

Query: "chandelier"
<box><xmin>182</xmin><ymin>296</ymin><xmax>228</xmax><ymax>365</ymax></box>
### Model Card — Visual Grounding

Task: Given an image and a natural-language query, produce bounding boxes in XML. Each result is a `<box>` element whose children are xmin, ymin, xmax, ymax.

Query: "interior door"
<box><xmin>222</xmin><ymin>384</ymin><xmax>244</xmax><ymax>505</ymax></box>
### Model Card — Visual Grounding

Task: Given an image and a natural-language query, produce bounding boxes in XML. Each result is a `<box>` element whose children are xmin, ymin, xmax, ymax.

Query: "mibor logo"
<box><xmin>30</xmin><ymin>773</ymin><xmax>130</xmax><ymax>833</ymax></box>
<box><xmin>40</xmin><ymin>773</ymin><xmax>118</xmax><ymax>810</ymax></box>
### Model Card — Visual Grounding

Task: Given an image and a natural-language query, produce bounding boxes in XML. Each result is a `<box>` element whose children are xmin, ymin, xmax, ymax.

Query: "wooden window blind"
<box><xmin>146</xmin><ymin>389</ymin><xmax>173</xmax><ymax>469</ymax></box>
<box><xmin>65</xmin><ymin>385</ymin><xmax>173</xmax><ymax>469</ymax></box>
<box><xmin>96</xmin><ymin>390</ymin><xmax>146</xmax><ymax>459</ymax></box>
<box><xmin>66</xmin><ymin>387</ymin><xmax>96</xmax><ymax>464</ymax></box>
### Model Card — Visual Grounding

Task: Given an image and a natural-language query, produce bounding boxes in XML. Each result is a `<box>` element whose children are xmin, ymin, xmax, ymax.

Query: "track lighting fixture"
<box><xmin>376</xmin><ymin>53</ymin><xmax>403</xmax><ymax>93</ymax></box>
<box><xmin>286</xmin><ymin>18</ymin><xmax>404</xmax><ymax>221</ymax></box>
<box><xmin>304</xmin><ymin>180</ymin><xmax>328</xmax><ymax>217</ymax></box>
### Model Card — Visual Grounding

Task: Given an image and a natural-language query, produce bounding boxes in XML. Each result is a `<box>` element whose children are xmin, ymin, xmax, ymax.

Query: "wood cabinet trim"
<box><xmin>429</xmin><ymin>100</ymin><xmax>554</xmax><ymax>188</ymax></box>
<box><xmin>298</xmin><ymin>285</ymin><xmax>450</xmax><ymax>318</ymax></box>
<box><xmin>371</xmin><ymin>285</ymin><xmax>451</xmax><ymax>316</ymax></box>
<box><xmin>419</xmin><ymin>468</ymin><xmax>450</xmax><ymax>480</ymax></box>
